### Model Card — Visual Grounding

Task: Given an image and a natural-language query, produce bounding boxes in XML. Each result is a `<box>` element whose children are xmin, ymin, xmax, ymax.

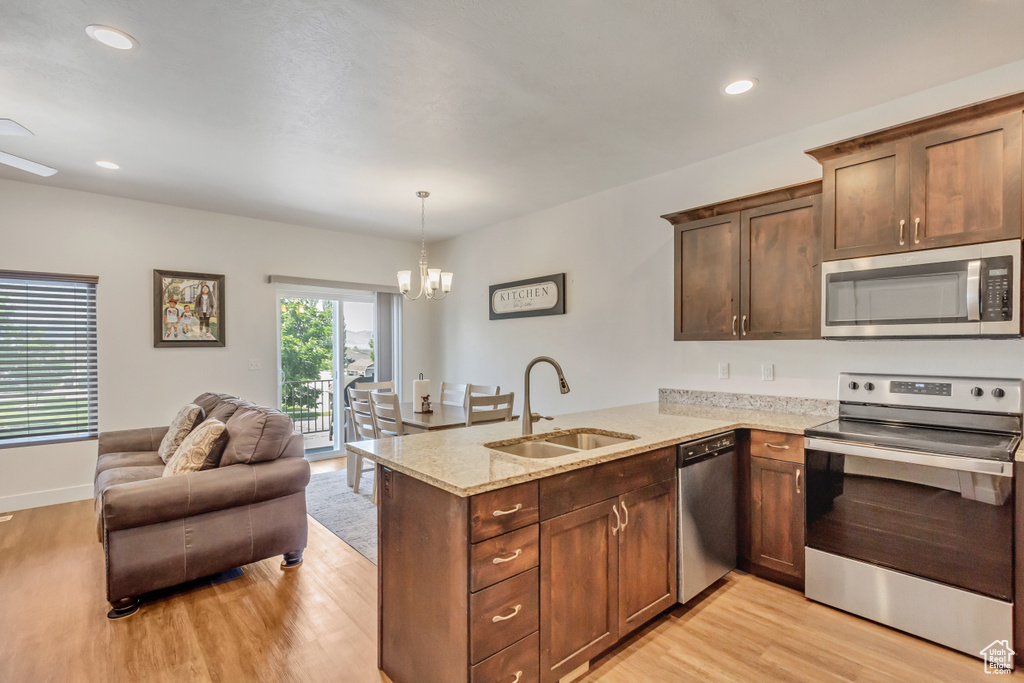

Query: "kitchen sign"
<box><xmin>489</xmin><ymin>273</ymin><xmax>566</xmax><ymax>320</ymax></box>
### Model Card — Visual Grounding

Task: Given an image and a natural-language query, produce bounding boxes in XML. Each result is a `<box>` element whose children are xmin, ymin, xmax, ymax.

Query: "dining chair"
<box><xmin>370</xmin><ymin>390</ymin><xmax>406</xmax><ymax>437</ymax></box>
<box><xmin>346</xmin><ymin>387</ymin><xmax>379</xmax><ymax>502</ymax></box>
<box><xmin>466</xmin><ymin>392</ymin><xmax>515</xmax><ymax>426</ymax></box>
<box><xmin>468</xmin><ymin>384</ymin><xmax>500</xmax><ymax>399</ymax></box>
<box><xmin>440</xmin><ymin>382</ymin><xmax>469</xmax><ymax>407</ymax></box>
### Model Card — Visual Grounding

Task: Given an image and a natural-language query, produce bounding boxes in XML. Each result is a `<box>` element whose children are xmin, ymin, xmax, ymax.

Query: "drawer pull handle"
<box><xmin>511</xmin><ymin>672</ymin><xmax>523</xmax><ymax>683</ymax></box>
<box><xmin>492</xmin><ymin>604</ymin><xmax>521</xmax><ymax>622</ymax></box>
<box><xmin>764</xmin><ymin>442</ymin><xmax>790</xmax><ymax>450</ymax></box>
<box><xmin>611</xmin><ymin>504</ymin><xmax>621</xmax><ymax>535</ymax></box>
<box><xmin>796</xmin><ymin>468</ymin><xmax>802</xmax><ymax>495</ymax></box>
<box><xmin>620</xmin><ymin>502</ymin><xmax>628</xmax><ymax>530</ymax></box>
<box><xmin>492</xmin><ymin>549</ymin><xmax>522</xmax><ymax>564</ymax></box>
<box><xmin>914</xmin><ymin>217</ymin><xmax>921</xmax><ymax>244</ymax></box>
<box><xmin>493</xmin><ymin>503</ymin><xmax>522</xmax><ymax>517</ymax></box>
<box><xmin>899</xmin><ymin>219</ymin><xmax>906</xmax><ymax>246</ymax></box>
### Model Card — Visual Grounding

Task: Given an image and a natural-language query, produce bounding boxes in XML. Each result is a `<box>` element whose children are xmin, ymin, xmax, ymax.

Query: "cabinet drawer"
<box><xmin>749</xmin><ymin>430</ymin><xmax>804</xmax><ymax>464</ymax></box>
<box><xmin>471</xmin><ymin>524</ymin><xmax>539</xmax><ymax>592</ymax></box>
<box><xmin>471</xmin><ymin>481</ymin><xmax>540</xmax><ymax>543</ymax></box>
<box><xmin>471</xmin><ymin>632</ymin><xmax>539</xmax><ymax>683</ymax></box>
<box><xmin>470</xmin><ymin>568</ymin><xmax>539</xmax><ymax>665</ymax></box>
<box><xmin>539</xmin><ymin>447</ymin><xmax>675</xmax><ymax>520</ymax></box>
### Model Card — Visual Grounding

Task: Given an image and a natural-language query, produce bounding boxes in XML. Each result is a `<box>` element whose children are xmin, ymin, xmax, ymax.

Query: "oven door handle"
<box><xmin>804</xmin><ymin>437</ymin><xmax>1013</xmax><ymax>477</ymax></box>
<box><xmin>966</xmin><ymin>259</ymin><xmax>982</xmax><ymax>322</ymax></box>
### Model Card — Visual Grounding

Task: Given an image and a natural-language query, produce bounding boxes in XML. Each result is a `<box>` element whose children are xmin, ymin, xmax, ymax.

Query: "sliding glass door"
<box><xmin>277</xmin><ymin>289</ymin><xmax>400</xmax><ymax>459</ymax></box>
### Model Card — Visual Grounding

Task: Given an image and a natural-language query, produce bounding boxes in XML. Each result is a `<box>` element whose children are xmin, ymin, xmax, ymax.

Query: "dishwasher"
<box><xmin>677</xmin><ymin>431</ymin><xmax>737</xmax><ymax>604</ymax></box>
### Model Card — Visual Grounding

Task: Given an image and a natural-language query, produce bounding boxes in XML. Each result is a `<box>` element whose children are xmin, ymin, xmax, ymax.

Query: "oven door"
<box><xmin>821</xmin><ymin>239</ymin><xmax>1020</xmax><ymax>338</ymax></box>
<box><xmin>804</xmin><ymin>438</ymin><xmax>1013</xmax><ymax>601</ymax></box>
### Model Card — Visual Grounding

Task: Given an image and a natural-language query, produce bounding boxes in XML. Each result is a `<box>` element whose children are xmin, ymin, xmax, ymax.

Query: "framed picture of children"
<box><xmin>153</xmin><ymin>270</ymin><xmax>226</xmax><ymax>347</ymax></box>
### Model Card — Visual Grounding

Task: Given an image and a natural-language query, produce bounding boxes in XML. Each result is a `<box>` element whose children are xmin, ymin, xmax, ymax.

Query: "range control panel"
<box><xmin>838</xmin><ymin>372</ymin><xmax>1024</xmax><ymax>414</ymax></box>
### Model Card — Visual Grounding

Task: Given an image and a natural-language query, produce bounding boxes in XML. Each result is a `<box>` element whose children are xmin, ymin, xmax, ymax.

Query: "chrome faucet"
<box><xmin>522</xmin><ymin>356</ymin><xmax>570</xmax><ymax>435</ymax></box>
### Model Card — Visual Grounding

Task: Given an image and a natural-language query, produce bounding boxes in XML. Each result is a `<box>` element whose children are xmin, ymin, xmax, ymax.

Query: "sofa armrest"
<box><xmin>98</xmin><ymin>426</ymin><xmax>170</xmax><ymax>456</ymax></box>
<box><xmin>102</xmin><ymin>457</ymin><xmax>311</xmax><ymax>532</ymax></box>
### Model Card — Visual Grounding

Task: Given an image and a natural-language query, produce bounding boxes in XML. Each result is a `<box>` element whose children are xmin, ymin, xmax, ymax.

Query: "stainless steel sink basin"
<box><xmin>542</xmin><ymin>431</ymin><xmax>635</xmax><ymax>450</ymax></box>
<box><xmin>489</xmin><ymin>440</ymin><xmax>579</xmax><ymax>459</ymax></box>
<box><xmin>485</xmin><ymin>428</ymin><xmax>639</xmax><ymax>459</ymax></box>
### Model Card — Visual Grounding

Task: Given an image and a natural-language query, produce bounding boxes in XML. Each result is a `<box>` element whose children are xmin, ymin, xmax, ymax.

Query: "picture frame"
<box><xmin>489</xmin><ymin>273</ymin><xmax>566</xmax><ymax>320</ymax></box>
<box><xmin>154</xmin><ymin>269</ymin><xmax>226</xmax><ymax>347</ymax></box>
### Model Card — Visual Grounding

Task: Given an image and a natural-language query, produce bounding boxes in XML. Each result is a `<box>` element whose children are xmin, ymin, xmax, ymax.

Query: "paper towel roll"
<box><xmin>413</xmin><ymin>379</ymin><xmax>430</xmax><ymax>412</ymax></box>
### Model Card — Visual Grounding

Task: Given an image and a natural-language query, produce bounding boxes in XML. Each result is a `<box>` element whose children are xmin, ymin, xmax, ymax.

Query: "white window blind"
<box><xmin>0</xmin><ymin>272</ymin><xmax>99</xmax><ymax>447</ymax></box>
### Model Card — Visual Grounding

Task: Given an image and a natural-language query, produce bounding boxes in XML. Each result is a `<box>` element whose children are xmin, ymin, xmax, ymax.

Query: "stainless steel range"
<box><xmin>804</xmin><ymin>373</ymin><xmax>1021</xmax><ymax>660</ymax></box>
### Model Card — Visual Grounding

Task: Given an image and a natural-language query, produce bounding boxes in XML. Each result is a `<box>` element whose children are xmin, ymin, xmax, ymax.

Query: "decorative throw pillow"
<box><xmin>157</xmin><ymin>403</ymin><xmax>204</xmax><ymax>464</ymax></box>
<box><xmin>163</xmin><ymin>418</ymin><xmax>229</xmax><ymax>477</ymax></box>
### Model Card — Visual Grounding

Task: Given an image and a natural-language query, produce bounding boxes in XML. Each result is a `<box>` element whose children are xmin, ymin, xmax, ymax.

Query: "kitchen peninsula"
<box><xmin>349</xmin><ymin>398</ymin><xmax>834</xmax><ymax>683</ymax></box>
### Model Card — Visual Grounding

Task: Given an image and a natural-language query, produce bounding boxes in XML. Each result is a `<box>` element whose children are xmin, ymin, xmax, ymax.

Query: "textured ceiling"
<box><xmin>3</xmin><ymin>1</ymin><xmax>1024</xmax><ymax>240</ymax></box>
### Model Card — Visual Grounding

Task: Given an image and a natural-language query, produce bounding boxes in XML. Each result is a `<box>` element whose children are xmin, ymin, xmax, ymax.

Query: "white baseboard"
<box><xmin>0</xmin><ymin>484</ymin><xmax>93</xmax><ymax>513</ymax></box>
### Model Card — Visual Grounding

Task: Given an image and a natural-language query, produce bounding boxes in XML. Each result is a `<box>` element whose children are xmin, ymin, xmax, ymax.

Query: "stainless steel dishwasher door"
<box><xmin>677</xmin><ymin>448</ymin><xmax>737</xmax><ymax>604</ymax></box>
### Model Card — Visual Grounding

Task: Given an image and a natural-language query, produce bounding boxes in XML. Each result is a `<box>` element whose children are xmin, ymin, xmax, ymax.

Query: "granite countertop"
<box><xmin>346</xmin><ymin>401</ymin><xmax>833</xmax><ymax>497</ymax></box>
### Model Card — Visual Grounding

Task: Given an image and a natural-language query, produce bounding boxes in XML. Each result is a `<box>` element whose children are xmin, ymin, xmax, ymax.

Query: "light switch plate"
<box><xmin>248</xmin><ymin>359</ymin><xmax>262</xmax><ymax>371</ymax></box>
<box><xmin>761</xmin><ymin>363</ymin><xmax>775</xmax><ymax>381</ymax></box>
<box><xmin>718</xmin><ymin>363</ymin><xmax>730</xmax><ymax>380</ymax></box>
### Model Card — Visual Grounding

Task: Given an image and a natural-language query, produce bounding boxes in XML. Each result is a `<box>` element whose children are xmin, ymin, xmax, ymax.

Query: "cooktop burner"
<box><xmin>805</xmin><ymin>418</ymin><xmax>1018</xmax><ymax>462</ymax></box>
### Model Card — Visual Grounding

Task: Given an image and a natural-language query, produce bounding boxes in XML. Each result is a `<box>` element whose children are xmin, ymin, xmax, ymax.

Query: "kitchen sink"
<box><xmin>485</xmin><ymin>428</ymin><xmax>639</xmax><ymax>459</ymax></box>
<box><xmin>543</xmin><ymin>431</ymin><xmax>636</xmax><ymax>450</ymax></box>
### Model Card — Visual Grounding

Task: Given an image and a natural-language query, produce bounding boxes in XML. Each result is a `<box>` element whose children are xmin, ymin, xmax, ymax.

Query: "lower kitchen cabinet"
<box><xmin>739</xmin><ymin>430</ymin><xmax>806</xmax><ymax>588</ymax></box>
<box><xmin>750</xmin><ymin>456</ymin><xmax>805</xmax><ymax>580</ymax></box>
<box><xmin>539</xmin><ymin>465</ymin><xmax>677</xmax><ymax>683</ymax></box>
<box><xmin>378</xmin><ymin>447</ymin><xmax>677</xmax><ymax>683</ymax></box>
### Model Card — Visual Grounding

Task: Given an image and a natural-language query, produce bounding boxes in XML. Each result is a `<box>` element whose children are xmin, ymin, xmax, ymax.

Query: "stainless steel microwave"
<box><xmin>821</xmin><ymin>240</ymin><xmax>1021</xmax><ymax>338</ymax></box>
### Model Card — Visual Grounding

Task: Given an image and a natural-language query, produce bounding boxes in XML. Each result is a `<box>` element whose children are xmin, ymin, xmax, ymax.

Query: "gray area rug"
<box><xmin>305</xmin><ymin>468</ymin><xmax>378</xmax><ymax>564</ymax></box>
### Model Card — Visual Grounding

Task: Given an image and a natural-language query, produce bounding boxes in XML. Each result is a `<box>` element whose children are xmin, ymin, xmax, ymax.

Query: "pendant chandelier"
<box><xmin>397</xmin><ymin>191</ymin><xmax>452</xmax><ymax>300</ymax></box>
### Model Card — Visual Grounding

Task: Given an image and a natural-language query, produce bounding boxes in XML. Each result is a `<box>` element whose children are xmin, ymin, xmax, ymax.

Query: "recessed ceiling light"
<box><xmin>723</xmin><ymin>78</ymin><xmax>758</xmax><ymax>95</ymax></box>
<box><xmin>96</xmin><ymin>161</ymin><xmax>120</xmax><ymax>170</ymax></box>
<box><xmin>85</xmin><ymin>25</ymin><xmax>137</xmax><ymax>50</ymax></box>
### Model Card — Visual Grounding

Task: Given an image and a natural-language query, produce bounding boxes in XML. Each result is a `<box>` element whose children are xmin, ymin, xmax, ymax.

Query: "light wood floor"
<box><xmin>0</xmin><ymin>480</ymin><xmax>1018</xmax><ymax>682</ymax></box>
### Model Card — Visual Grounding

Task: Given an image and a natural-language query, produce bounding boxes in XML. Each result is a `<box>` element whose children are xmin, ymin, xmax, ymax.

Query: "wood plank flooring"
<box><xmin>0</xmin><ymin>490</ymin><xmax>1018</xmax><ymax>682</ymax></box>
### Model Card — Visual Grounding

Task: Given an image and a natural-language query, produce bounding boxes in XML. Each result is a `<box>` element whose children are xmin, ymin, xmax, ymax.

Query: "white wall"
<box><xmin>433</xmin><ymin>59</ymin><xmax>1024</xmax><ymax>417</ymax></box>
<box><xmin>0</xmin><ymin>180</ymin><xmax>434</xmax><ymax>511</ymax></box>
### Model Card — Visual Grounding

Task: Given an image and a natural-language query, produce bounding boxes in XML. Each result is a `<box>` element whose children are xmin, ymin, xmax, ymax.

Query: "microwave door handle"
<box><xmin>966</xmin><ymin>259</ymin><xmax>982</xmax><ymax>321</ymax></box>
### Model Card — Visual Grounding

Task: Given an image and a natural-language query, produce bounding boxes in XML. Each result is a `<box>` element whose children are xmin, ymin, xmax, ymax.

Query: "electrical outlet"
<box><xmin>0</xmin><ymin>515</ymin><xmax>12</xmax><ymax>523</ymax></box>
<box><xmin>382</xmin><ymin>467</ymin><xmax>393</xmax><ymax>498</ymax></box>
<box><xmin>718</xmin><ymin>363</ymin><xmax>730</xmax><ymax>380</ymax></box>
<box><xmin>248</xmin><ymin>359</ymin><xmax>262</xmax><ymax>371</ymax></box>
<box><xmin>761</xmin><ymin>363</ymin><xmax>775</xmax><ymax>381</ymax></box>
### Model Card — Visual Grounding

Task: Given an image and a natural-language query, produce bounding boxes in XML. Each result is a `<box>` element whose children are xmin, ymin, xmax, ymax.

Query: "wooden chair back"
<box><xmin>466</xmin><ymin>392</ymin><xmax>515</xmax><ymax>426</ymax></box>
<box><xmin>468</xmin><ymin>384</ymin><xmax>500</xmax><ymax>399</ymax></box>
<box><xmin>348</xmin><ymin>388</ymin><xmax>379</xmax><ymax>441</ymax></box>
<box><xmin>440</xmin><ymin>382</ymin><xmax>469</xmax><ymax>407</ymax></box>
<box><xmin>370</xmin><ymin>390</ymin><xmax>405</xmax><ymax>437</ymax></box>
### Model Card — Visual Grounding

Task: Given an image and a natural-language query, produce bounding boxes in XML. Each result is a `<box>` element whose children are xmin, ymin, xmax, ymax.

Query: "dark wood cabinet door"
<box><xmin>617</xmin><ymin>479</ymin><xmax>677</xmax><ymax>637</ymax></box>
<box><xmin>740</xmin><ymin>195</ymin><xmax>821</xmax><ymax>340</ymax></box>
<box><xmin>822</xmin><ymin>141</ymin><xmax>911</xmax><ymax>261</ymax></box>
<box><xmin>750</xmin><ymin>456</ymin><xmax>805</xmax><ymax>580</ymax></box>
<box><xmin>539</xmin><ymin>500</ymin><xmax>618</xmax><ymax>683</ymax></box>
<box><xmin>675</xmin><ymin>213</ymin><xmax>741</xmax><ymax>340</ymax></box>
<box><xmin>910</xmin><ymin>112</ymin><xmax>1023</xmax><ymax>250</ymax></box>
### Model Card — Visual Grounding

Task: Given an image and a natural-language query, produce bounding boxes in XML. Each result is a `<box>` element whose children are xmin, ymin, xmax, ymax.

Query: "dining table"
<box><xmin>344</xmin><ymin>402</ymin><xmax>517</xmax><ymax>487</ymax></box>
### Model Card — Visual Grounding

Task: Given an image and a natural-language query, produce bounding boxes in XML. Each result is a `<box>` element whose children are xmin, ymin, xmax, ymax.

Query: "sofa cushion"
<box><xmin>163</xmin><ymin>419</ymin><xmax>229</xmax><ymax>476</ymax></box>
<box><xmin>96</xmin><ymin>451</ymin><xmax>164</xmax><ymax>476</ymax></box>
<box><xmin>157</xmin><ymin>403</ymin><xmax>204</xmax><ymax>464</ymax></box>
<box><xmin>94</xmin><ymin>464</ymin><xmax>166</xmax><ymax>541</ymax></box>
<box><xmin>220</xmin><ymin>403</ymin><xmax>295</xmax><ymax>467</ymax></box>
<box><xmin>192</xmin><ymin>392</ymin><xmax>238</xmax><ymax>418</ymax></box>
<box><xmin>205</xmin><ymin>399</ymin><xmax>241</xmax><ymax>425</ymax></box>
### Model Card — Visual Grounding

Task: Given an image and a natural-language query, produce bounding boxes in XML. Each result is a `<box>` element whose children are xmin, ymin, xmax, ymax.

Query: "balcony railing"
<box><xmin>281</xmin><ymin>379</ymin><xmax>333</xmax><ymax>440</ymax></box>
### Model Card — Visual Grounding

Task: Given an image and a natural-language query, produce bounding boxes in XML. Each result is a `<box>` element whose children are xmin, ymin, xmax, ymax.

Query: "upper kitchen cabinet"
<box><xmin>809</xmin><ymin>94</ymin><xmax>1024</xmax><ymax>261</ymax></box>
<box><xmin>663</xmin><ymin>181</ymin><xmax>822</xmax><ymax>341</ymax></box>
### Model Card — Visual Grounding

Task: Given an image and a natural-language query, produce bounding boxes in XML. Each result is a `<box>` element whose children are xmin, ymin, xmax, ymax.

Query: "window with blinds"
<box><xmin>0</xmin><ymin>272</ymin><xmax>98</xmax><ymax>447</ymax></box>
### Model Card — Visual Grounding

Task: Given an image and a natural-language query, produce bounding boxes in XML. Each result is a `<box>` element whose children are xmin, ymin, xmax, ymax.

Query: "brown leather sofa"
<box><xmin>94</xmin><ymin>392</ymin><xmax>311</xmax><ymax>618</ymax></box>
